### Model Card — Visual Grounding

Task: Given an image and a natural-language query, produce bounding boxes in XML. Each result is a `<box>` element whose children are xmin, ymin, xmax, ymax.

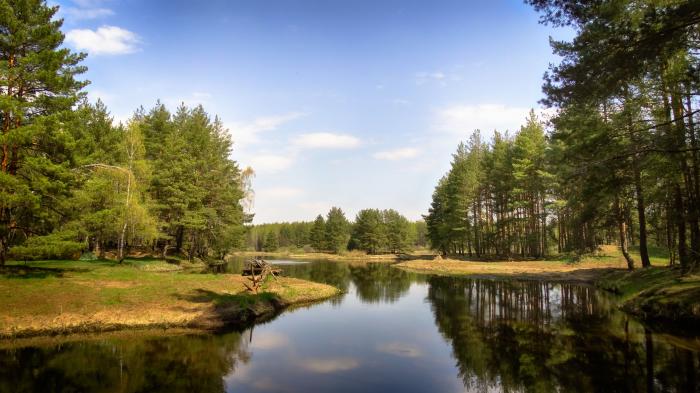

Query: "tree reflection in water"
<box><xmin>0</xmin><ymin>331</ymin><xmax>250</xmax><ymax>393</ymax></box>
<box><xmin>427</xmin><ymin>276</ymin><xmax>700</xmax><ymax>392</ymax></box>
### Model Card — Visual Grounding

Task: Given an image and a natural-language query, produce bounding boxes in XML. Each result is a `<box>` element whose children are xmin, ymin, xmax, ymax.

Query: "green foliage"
<box><xmin>263</xmin><ymin>231</ymin><xmax>279</xmax><ymax>252</ymax></box>
<box><xmin>0</xmin><ymin>0</ymin><xmax>88</xmax><ymax>264</ymax></box>
<box><xmin>310</xmin><ymin>215</ymin><xmax>326</xmax><ymax>251</ymax></box>
<box><xmin>9</xmin><ymin>231</ymin><xmax>84</xmax><ymax>260</ymax></box>
<box><xmin>0</xmin><ymin>6</ymin><xmax>247</xmax><ymax>263</ymax></box>
<box><xmin>325</xmin><ymin>207</ymin><xmax>350</xmax><ymax>254</ymax></box>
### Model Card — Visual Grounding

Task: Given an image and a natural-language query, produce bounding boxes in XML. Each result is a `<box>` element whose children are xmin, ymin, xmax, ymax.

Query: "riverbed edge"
<box><xmin>395</xmin><ymin>260</ymin><xmax>700</xmax><ymax>330</ymax></box>
<box><xmin>0</xmin><ymin>281</ymin><xmax>342</xmax><ymax>341</ymax></box>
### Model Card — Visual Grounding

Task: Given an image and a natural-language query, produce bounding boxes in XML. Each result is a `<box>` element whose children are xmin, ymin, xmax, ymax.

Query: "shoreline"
<box><xmin>395</xmin><ymin>257</ymin><xmax>700</xmax><ymax>330</ymax></box>
<box><xmin>0</xmin><ymin>261</ymin><xmax>340</xmax><ymax>340</ymax></box>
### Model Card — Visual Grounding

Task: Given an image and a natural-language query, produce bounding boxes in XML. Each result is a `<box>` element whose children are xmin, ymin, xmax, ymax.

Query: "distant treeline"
<box><xmin>246</xmin><ymin>207</ymin><xmax>427</xmax><ymax>254</ymax></box>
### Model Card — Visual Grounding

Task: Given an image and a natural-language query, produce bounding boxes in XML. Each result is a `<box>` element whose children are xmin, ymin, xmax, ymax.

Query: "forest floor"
<box><xmin>0</xmin><ymin>259</ymin><xmax>339</xmax><ymax>339</ymax></box>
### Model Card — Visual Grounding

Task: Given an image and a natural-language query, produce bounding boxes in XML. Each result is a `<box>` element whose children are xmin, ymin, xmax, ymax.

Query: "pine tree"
<box><xmin>310</xmin><ymin>215</ymin><xmax>326</xmax><ymax>251</ymax></box>
<box><xmin>0</xmin><ymin>0</ymin><xmax>88</xmax><ymax>264</ymax></box>
<box><xmin>325</xmin><ymin>207</ymin><xmax>349</xmax><ymax>254</ymax></box>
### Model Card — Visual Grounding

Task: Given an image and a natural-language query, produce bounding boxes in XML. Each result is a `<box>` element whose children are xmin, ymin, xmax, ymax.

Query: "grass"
<box><xmin>596</xmin><ymin>266</ymin><xmax>700</xmax><ymax>329</ymax></box>
<box><xmin>394</xmin><ymin>244</ymin><xmax>700</xmax><ymax>327</ymax></box>
<box><xmin>394</xmin><ymin>245</ymin><xmax>672</xmax><ymax>281</ymax></box>
<box><xmin>0</xmin><ymin>259</ymin><xmax>340</xmax><ymax>339</ymax></box>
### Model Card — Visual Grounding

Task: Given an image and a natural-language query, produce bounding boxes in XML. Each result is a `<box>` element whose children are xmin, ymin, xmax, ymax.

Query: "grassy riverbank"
<box><xmin>395</xmin><ymin>245</ymin><xmax>700</xmax><ymax>328</ymax></box>
<box><xmin>596</xmin><ymin>267</ymin><xmax>700</xmax><ymax>329</ymax></box>
<box><xmin>0</xmin><ymin>259</ymin><xmax>339</xmax><ymax>339</ymax></box>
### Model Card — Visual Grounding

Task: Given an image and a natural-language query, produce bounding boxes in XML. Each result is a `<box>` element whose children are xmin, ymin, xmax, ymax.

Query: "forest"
<box><xmin>0</xmin><ymin>1</ymin><xmax>252</xmax><ymax>264</ymax></box>
<box><xmin>245</xmin><ymin>208</ymin><xmax>427</xmax><ymax>254</ymax></box>
<box><xmin>426</xmin><ymin>0</ymin><xmax>700</xmax><ymax>273</ymax></box>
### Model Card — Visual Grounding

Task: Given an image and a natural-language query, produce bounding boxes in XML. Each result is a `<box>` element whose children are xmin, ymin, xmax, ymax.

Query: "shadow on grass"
<box><xmin>173</xmin><ymin>288</ymin><xmax>284</xmax><ymax>331</ymax></box>
<box><xmin>175</xmin><ymin>288</ymin><xmax>278</xmax><ymax>308</ymax></box>
<box><xmin>0</xmin><ymin>265</ymin><xmax>92</xmax><ymax>279</ymax></box>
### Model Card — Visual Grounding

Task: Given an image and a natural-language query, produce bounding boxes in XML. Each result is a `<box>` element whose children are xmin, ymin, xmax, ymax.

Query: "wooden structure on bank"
<box><xmin>242</xmin><ymin>258</ymin><xmax>281</xmax><ymax>276</ymax></box>
<box><xmin>242</xmin><ymin>257</ymin><xmax>281</xmax><ymax>294</ymax></box>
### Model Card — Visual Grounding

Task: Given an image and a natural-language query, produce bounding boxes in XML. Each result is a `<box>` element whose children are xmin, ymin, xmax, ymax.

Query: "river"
<box><xmin>1</xmin><ymin>259</ymin><xmax>698</xmax><ymax>392</ymax></box>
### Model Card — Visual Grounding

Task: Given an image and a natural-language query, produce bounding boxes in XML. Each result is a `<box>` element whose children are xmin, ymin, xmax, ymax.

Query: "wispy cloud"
<box><xmin>415</xmin><ymin>70</ymin><xmax>461</xmax><ymax>86</ymax></box>
<box><xmin>62</xmin><ymin>7</ymin><xmax>113</xmax><ymax>20</ymax></box>
<box><xmin>65</xmin><ymin>25</ymin><xmax>140</xmax><ymax>55</ymax></box>
<box><xmin>227</xmin><ymin>112</ymin><xmax>305</xmax><ymax>148</ymax></box>
<box><xmin>257</xmin><ymin>186</ymin><xmax>304</xmax><ymax>199</ymax></box>
<box><xmin>373</xmin><ymin>147</ymin><xmax>420</xmax><ymax>161</ymax></box>
<box><xmin>434</xmin><ymin>104</ymin><xmax>544</xmax><ymax>135</ymax></box>
<box><xmin>248</xmin><ymin>154</ymin><xmax>294</xmax><ymax>174</ymax></box>
<box><xmin>292</xmin><ymin>132</ymin><xmax>360</xmax><ymax>149</ymax></box>
<box><xmin>165</xmin><ymin>91</ymin><xmax>213</xmax><ymax>109</ymax></box>
<box><xmin>59</xmin><ymin>0</ymin><xmax>114</xmax><ymax>21</ymax></box>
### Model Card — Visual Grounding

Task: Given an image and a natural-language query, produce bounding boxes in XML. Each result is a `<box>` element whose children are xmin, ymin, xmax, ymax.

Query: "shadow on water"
<box><xmin>427</xmin><ymin>276</ymin><xmax>700</xmax><ymax>392</ymax></box>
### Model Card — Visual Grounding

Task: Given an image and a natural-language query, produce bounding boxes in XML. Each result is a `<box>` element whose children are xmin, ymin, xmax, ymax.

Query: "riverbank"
<box><xmin>394</xmin><ymin>256</ymin><xmax>627</xmax><ymax>282</ymax></box>
<box><xmin>596</xmin><ymin>267</ymin><xmax>700</xmax><ymax>330</ymax></box>
<box><xmin>395</xmin><ymin>247</ymin><xmax>700</xmax><ymax>330</ymax></box>
<box><xmin>0</xmin><ymin>260</ymin><xmax>340</xmax><ymax>339</ymax></box>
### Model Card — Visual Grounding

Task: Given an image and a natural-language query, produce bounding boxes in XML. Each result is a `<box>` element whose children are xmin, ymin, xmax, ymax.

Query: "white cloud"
<box><xmin>373</xmin><ymin>147</ymin><xmax>420</xmax><ymax>161</ymax></box>
<box><xmin>292</xmin><ymin>132</ymin><xmax>360</xmax><ymax>149</ymax></box>
<box><xmin>227</xmin><ymin>112</ymin><xmax>305</xmax><ymax>148</ymax></box>
<box><xmin>435</xmin><ymin>104</ymin><xmax>546</xmax><ymax>136</ymax></box>
<box><xmin>65</xmin><ymin>25</ymin><xmax>140</xmax><ymax>55</ymax></box>
<box><xmin>257</xmin><ymin>187</ymin><xmax>304</xmax><ymax>199</ymax></box>
<box><xmin>248</xmin><ymin>154</ymin><xmax>294</xmax><ymax>174</ymax></box>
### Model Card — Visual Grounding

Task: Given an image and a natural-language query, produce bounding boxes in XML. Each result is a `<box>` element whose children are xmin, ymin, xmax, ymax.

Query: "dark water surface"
<box><xmin>1</xmin><ymin>259</ymin><xmax>699</xmax><ymax>393</ymax></box>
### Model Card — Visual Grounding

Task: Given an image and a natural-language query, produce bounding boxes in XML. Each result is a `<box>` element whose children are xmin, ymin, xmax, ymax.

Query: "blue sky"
<box><xmin>55</xmin><ymin>0</ymin><xmax>569</xmax><ymax>223</ymax></box>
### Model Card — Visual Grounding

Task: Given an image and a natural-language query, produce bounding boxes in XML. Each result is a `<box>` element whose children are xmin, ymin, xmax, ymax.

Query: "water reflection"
<box><xmin>0</xmin><ymin>263</ymin><xmax>698</xmax><ymax>393</ymax></box>
<box><xmin>0</xmin><ymin>332</ymin><xmax>250</xmax><ymax>393</ymax></box>
<box><xmin>427</xmin><ymin>277</ymin><xmax>700</xmax><ymax>392</ymax></box>
<box><xmin>221</xmin><ymin>257</ymin><xmax>424</xmax><ymax>304</ymax></box>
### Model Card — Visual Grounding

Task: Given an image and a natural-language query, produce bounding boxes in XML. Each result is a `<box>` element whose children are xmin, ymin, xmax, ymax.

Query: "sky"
<box><xmin>54</xmin><ymin>0</ymin><xmax>570</xmax><ymax>224</ymax></box>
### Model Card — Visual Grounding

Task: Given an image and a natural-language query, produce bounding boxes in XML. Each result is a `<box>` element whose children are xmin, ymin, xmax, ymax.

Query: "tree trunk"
<box><xmin>675</xmin><ymin>184</ymin><xmax>689</xmax><ymax>272</ymax></box>
<box><xmin>616</xmin><ymin>194</ymin><xmax>635</xmax><ymax>270</ymax></box>
<box><xmin>634</xmin><ymin>165</ymin><xmax>651</xmax><ymax>268</ymax></box>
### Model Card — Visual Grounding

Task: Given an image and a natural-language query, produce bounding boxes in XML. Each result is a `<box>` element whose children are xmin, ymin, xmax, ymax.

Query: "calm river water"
<box><xmin>1</xmin><ymin>259</ymin><xmax>698</xmax><ymax>392</ymax></box>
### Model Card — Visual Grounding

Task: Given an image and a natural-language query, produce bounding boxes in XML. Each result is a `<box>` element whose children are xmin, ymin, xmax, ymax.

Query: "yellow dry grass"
<box><xmin>0</xmin><ymin>261</ymin><xmax>339</xmax><ymax>339</ymax></box>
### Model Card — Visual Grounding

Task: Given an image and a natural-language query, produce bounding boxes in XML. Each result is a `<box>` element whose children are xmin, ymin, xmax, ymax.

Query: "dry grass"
<box><xmin>394</xmin><ymin>246</ymin><xmax>640</xmax><ymax>282</ymax></box>
<box><xmin>0</xmin><ymin>260</ymin><xmax>339</xmax><ymax>339</ymax></box>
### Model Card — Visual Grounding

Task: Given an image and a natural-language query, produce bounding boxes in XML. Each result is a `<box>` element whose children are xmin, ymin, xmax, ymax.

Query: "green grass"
<box><xmin>0</xmin><ymin>259</ymin><xmax>340</xmax><ymax>338</ymax></box>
